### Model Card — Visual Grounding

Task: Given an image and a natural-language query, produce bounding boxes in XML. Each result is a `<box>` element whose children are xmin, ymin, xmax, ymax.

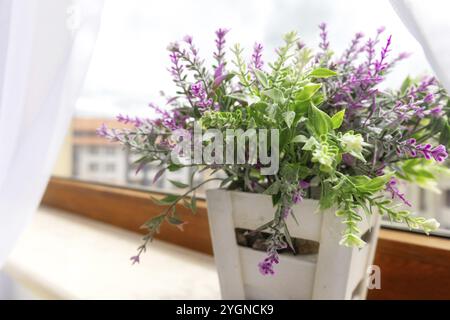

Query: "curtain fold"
<box><xmin>390</xmin><ymin>0</ymin><xmax>450</xmax><ymax>91</ymax></box>
<box><xmin>0</xmin><ymin>0</ymin><xmax>103</xmax><ymax>267</ymax></box>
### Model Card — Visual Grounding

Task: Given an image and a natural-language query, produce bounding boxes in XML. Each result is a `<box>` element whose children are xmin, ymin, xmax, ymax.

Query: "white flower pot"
<box><xmin>206</xmin><ymin>189</ymin><xmax>380</xmax><ymax>300</ymax></box>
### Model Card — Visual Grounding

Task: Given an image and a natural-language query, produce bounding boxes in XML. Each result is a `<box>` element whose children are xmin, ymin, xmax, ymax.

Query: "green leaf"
<box><xmin>293</xmin><ymin>100</ymin><xmax>310</xmax><ymax>114</ymax></box>
<box><xmin>283</xmin><ymin>111</ymin><xmax>296</xmax><ymax>128</ymax></box>
<box><xmin>284</xmin><ymin>224</ymin><xmax>295</xmax><ymax>252</ymax></box>
<box><xmin>279</xmin><ymin>129</ymin><xmax>290</xmax><ymax>150</ymax></box>
<box><xmin>167</xmin><ymin>163</ymin><xmax>183</xmax><ymax>172</ymax></box>
<box><xmin>252</xmin><ymin>101</ymin><xmax>269</xmax><ymax>112</ymax></box>
<box><xmin>266</xmin><ymin>104</ymin><xmax>278</xmax><ymax>118</ymax></box>
<box><xmin>153</xmin><ymin>168</ymin><xmax>165</xmax><ymax>184</ymax></box>
<box><xmin>263</xmin><ymin>181</ymin><xmax>280</xmax><ymax>195</ymax></box>
<box><xmin>312</xmin><ymin>93</ymin><xmax>325</xmax><ymax>106</ymax></box>
<box><xmin>254</xmin><ymin>69</ymin><xmax>269</xmax><ymax>88</ymax></box>
<box><xmin>226</xmin><ymin>93</ymin><xmax>258</xmax><ymax>105</ymax></box>
<box><xmin>364</xmin><ymin>174</ymin><xmax>393</xmax><ymax>191</ymax></box>
<box><xmin>262</xmin><ymin>88</ymin><xmax>284</xmax><ymax>104</ymax></box>
<box><xmin>319</xmin><ymin>182</ymin><xmax>336</xmax><ymax>209</ymax></box>
<box><xmin>219</xmin><ymin>176</ymin><xmax>235</xmax><ymax>188</ymax></box>
<box><xmin>352</xmin><ymin>173</ymin><xmax>393</xmax><ymax>193</ymax></box>
<box><xmin>222</xmin><ymin>73</ymin><xmax>235</xmax><ymax>83</ymax></box>
<box><xmin>295</xmin><ymin>83</ymin><xmax>322</xmax><ymax>102</ymax></box>
<box><xmin>142</xmin><ymin>214</ymin><xmax>165</xmax><ymax>231</ymax></box>
<box><xmin>271</xmin><ymin>193</ymin><xmax>282</xmax><ymax>206</ymax></box>
<box><xmin>167</xmin><ymin>216</ymin><xmax>184</xmax><ymax>225</ymax></box>
<box><xmin>169</xmin><ymin>180</ymin><xmax>189</xmax><ymax>189</ymax></box>
<box><xmin>182</xmin><ymin>198</ymin><xmax>190</xmax><ymax>208</ymax></box>
<box><xmin>291</xmin><ymin>135</ymin><xmax>308</xmax><ymax>143</ymax></box>
<box><xmin>280</xmin><ymin>163</ymin><xmax>301</xmax><ymax>180</ymax></box>
<box><xmin>302</xmin><ymin>136</ymin><xmax>318</xmax><ymax>151</ymax></box>
<box><xmin>133</xmin><ymin>155</ymin><xmax>150</xmax><ymax>164</ymax></box>
<box><xmin>400</xmin><ymin>76</ymin><xmax>412</xmax><ymax>94</ymax></box>
<box><xmin>331</xmin><ymin>109</ymin><xmax>345</xmax><ymax>129</ymax></box>
<box><xmin>256</xmin><ymin>219</ymin><xmax>275</xmax><ymax>232</ymax></box>
<box><xmin>151</xmin><ymin>194</ymin><xmax>179</xmax><ymax>205</ymax></box>
<box><xmin>226</xmin><ymin>93</ymin><xmax>247</xmax><ymax>102</ymax></box>
<box><xmin>309</xmin><ymin>67</ymin><xmax>337</xmax><ymax>78</ymax></box>
<box><xmin>190</xmin><ymin>195</ymin><xmax>197</xmax><ymax>214</ymax></box>
<box><xmin>439</xmin><ymin>121</ymin><xmax>450</xmax><ymax>148</ymax></box>
<box><xmin>307</xmin><ymin>103</ymin><xmax>332</xmax><ymax>136</ymax></box>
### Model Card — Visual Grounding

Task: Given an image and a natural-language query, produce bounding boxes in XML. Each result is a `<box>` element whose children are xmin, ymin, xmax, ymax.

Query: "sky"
<box><xmin>75</xmin><ymin>0</ymin><xmax>434</xmax><ymax>118</ymax></box>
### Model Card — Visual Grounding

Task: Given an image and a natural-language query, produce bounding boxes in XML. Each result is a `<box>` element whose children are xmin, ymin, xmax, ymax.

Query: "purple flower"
<box><xmin>423</xmin><ymin>93</ymin><xmax>435</xmax><ymax>103</ymax></box>
<box><xmin>116</xmin><ymin>114</ymin><xmax>129</xmax><ymax>123</ymax></box>
<box><xmin>190</xmin><ymin>81</ymin><xmax>204</xmax><ymax>98</ymax></box>
<box><xmin>168</xmin><ymin>46</ymin><xmax>185</xmax><ymax>85</ymax></box>
<box><xmin>398</xmin><ymin>52</ymin><xmax>411</xmax><ymax>60</ymax></box>
<box><xmin>292</xmin><ymin>192</ymin><xmax>302</xmax><ymax>204</ymax></box>
<box><xmin>282</xmin><ymin>206</ymin><xmax>292</xmax><ymax>218</ymax></box>
<box><xmin>405</xmin><ymin>138</ymin><xmax>418</xmax><ymax>156</ymax></box>
<box><xmin>258</xmin><ymin>251</ymin><xmax>279</xmax><ymax>276</ymax></box>
<box><xmin>291</xmin><ymin>180</ymin><xmax>310</xmax><ymax>204</ymax></box>
<box><xmin>330</xmin><ymin>30</ymin><xmax>401</xmax><ymax>119</ymax></box>
<box><xmin>213</xmin><ymin>63</ymin><xmax>227</xmax><ymax>87</ymax></box>
<box><xmin>412</xmin><ymin>105</ymin><xmax>428</xmax><ymax>118</ymax></box>
<box><xmin>342</xmin><ymin>153</ymin><xmax>356</xmax><ymax>166</ymax></box>
<box><xmin>393</xmin><ymin>91</ymin><xmax>441</xmax><ymax>120</ymax></box>
<box><xmin>386</xmin><ymin>178</ymin><xmax>411</xmax><ymax>207</ymax></box>
<box><xmin>96</xmin><ymin>123</ymin><xmax>109</xmax><ymax>138</ymax></box>
<box><xmin>183</xmin><ymin>35</ymin><xmax>193</xmax><ymax>45</ymax></box>
<box><xmin>318</xmin><ymin>22</ymin><xmax>329</xmax><ymax>51</ymax></box>
<box><xmin>251</xmin><ymin>43</ymin><xmax>264</xmax><ymax>71</ymax></box>
<box><xmin>430</xmin><ymin>105</ymin><xmax>444</xmax><ymax>117</ymax></box>
<box><xmin>340</xmin><ymin>32</ymin><xmax>364</xmax><ymax>66</ymax></box>
<box><xmin>417</xmin><ymin>76</ymin><xmax>436</xmax><ymax>92</ymax></box>
<box><xmin>420</xmin><ymin>144</ymin><xmax>438</xmax><ymax>160</ymax></box>
<box><xmin>376</xmin><ymin>165</ymin><xmax>386</xmax><ymax>176</ymax></box>
<box><xmin>374</xmin><ymin>35</ymin><xmax>392</xmax><ymax>73</ymax></box>
<box><xmin>365</xmin><ymin>38</ymin><xmax>376</xmax><ymax>67</ymax></box>
<box><xmin>116</xmin><ymin>114</ymin><xmax>144</xmax><ymax>127</ymax></box>
<box><xmin>299</xmin><ymin>180</ymin><xmax>310</xmax><ymax>189</ymax></box>
<box><xmin>148</xmin><ymin>103</ymin><xmax>183</xmax><ymax>130</ymax></box>
<box><xmin>183</xmin><ymin>35</ymin><xmax>199</xmax><ymax>60</ymax></box>
<box><xmin>258</xmin><ymin>260</ymin><xmax>274</xmax><ymax>275</ymax></box>
<box><xmin>387</xmin><ymin>52</ymin><xmax>411</xmax><ymax>70</ymax></box>
<box><xmin>430</xmin><ymin>144</ymin><xmax>448</xmax><ymax>162</ymax></box>
<box><xmin>190</xmin><ymin>81</ymin><xmax>213</xmax><ymax>110</ymax></box>
<box><xmin>130</xmin><ymin>255</ymin><xmax>140</xmax><ymax>265</ymax></box>
<box><xmin>404</xmin><ymin>139</ymin><xmax>448</xmax><ymax>162</ymax></box>
<box><xmin>214</xmin><ymin>28</ymin><xmax>229</xmax><ymax>65</ymax></box>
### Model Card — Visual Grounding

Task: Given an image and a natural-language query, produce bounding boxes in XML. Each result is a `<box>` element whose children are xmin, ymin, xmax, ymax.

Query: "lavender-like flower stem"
<box><xmin>214</xmin><ymin>28</ymin><xmax>229</xmax><ymax>66</ymax></box>
<box><xmin>251</xmin><ymin>42</ymin><xmax>264</xmax><ymax>71</ymax></box>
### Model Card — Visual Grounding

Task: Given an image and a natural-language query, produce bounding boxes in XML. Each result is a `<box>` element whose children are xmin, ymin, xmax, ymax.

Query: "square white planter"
<box><xmin>206</xmin><ymin>189</ymin><xmax>380</xmax><ymax>300</ymax></box>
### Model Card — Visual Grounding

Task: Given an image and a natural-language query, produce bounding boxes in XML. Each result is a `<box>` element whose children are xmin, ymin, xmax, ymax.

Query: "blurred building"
<box><xmin>69</xmin><ymin>118</ymin><xmax>212</xmax><ymax>194</ymax></box>
<box><xmin>72</xmin><ymin>118</ymin><xmax>128</xmax><ymax>185</ymax></box>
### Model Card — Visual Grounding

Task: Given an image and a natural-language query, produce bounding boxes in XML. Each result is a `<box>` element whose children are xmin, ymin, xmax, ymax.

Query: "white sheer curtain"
<box><xmin>0</xmin><ymin>0</ymin><xmax>103</xmax><ymax>267</ymax></box>
<box><xmin>390</xmin><ymin>0</ymin><xmax>450</xmax><ymax>91</ymax></box>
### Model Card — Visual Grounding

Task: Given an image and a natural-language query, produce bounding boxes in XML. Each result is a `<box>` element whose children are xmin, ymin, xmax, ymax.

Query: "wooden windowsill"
<box><xmin>41</xmin><ymin>177</ymin><xmax>450</xmax><ymax>299</ymax></box>
<box><xmin>41</xmin><ymin>177</ymin><xmax>212</xmax><ymax>254</ymax></box>
<box><xmin>378</xmin><ymin>228</ymin><xmax>450</xmax><ymax>251</ymax></box>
